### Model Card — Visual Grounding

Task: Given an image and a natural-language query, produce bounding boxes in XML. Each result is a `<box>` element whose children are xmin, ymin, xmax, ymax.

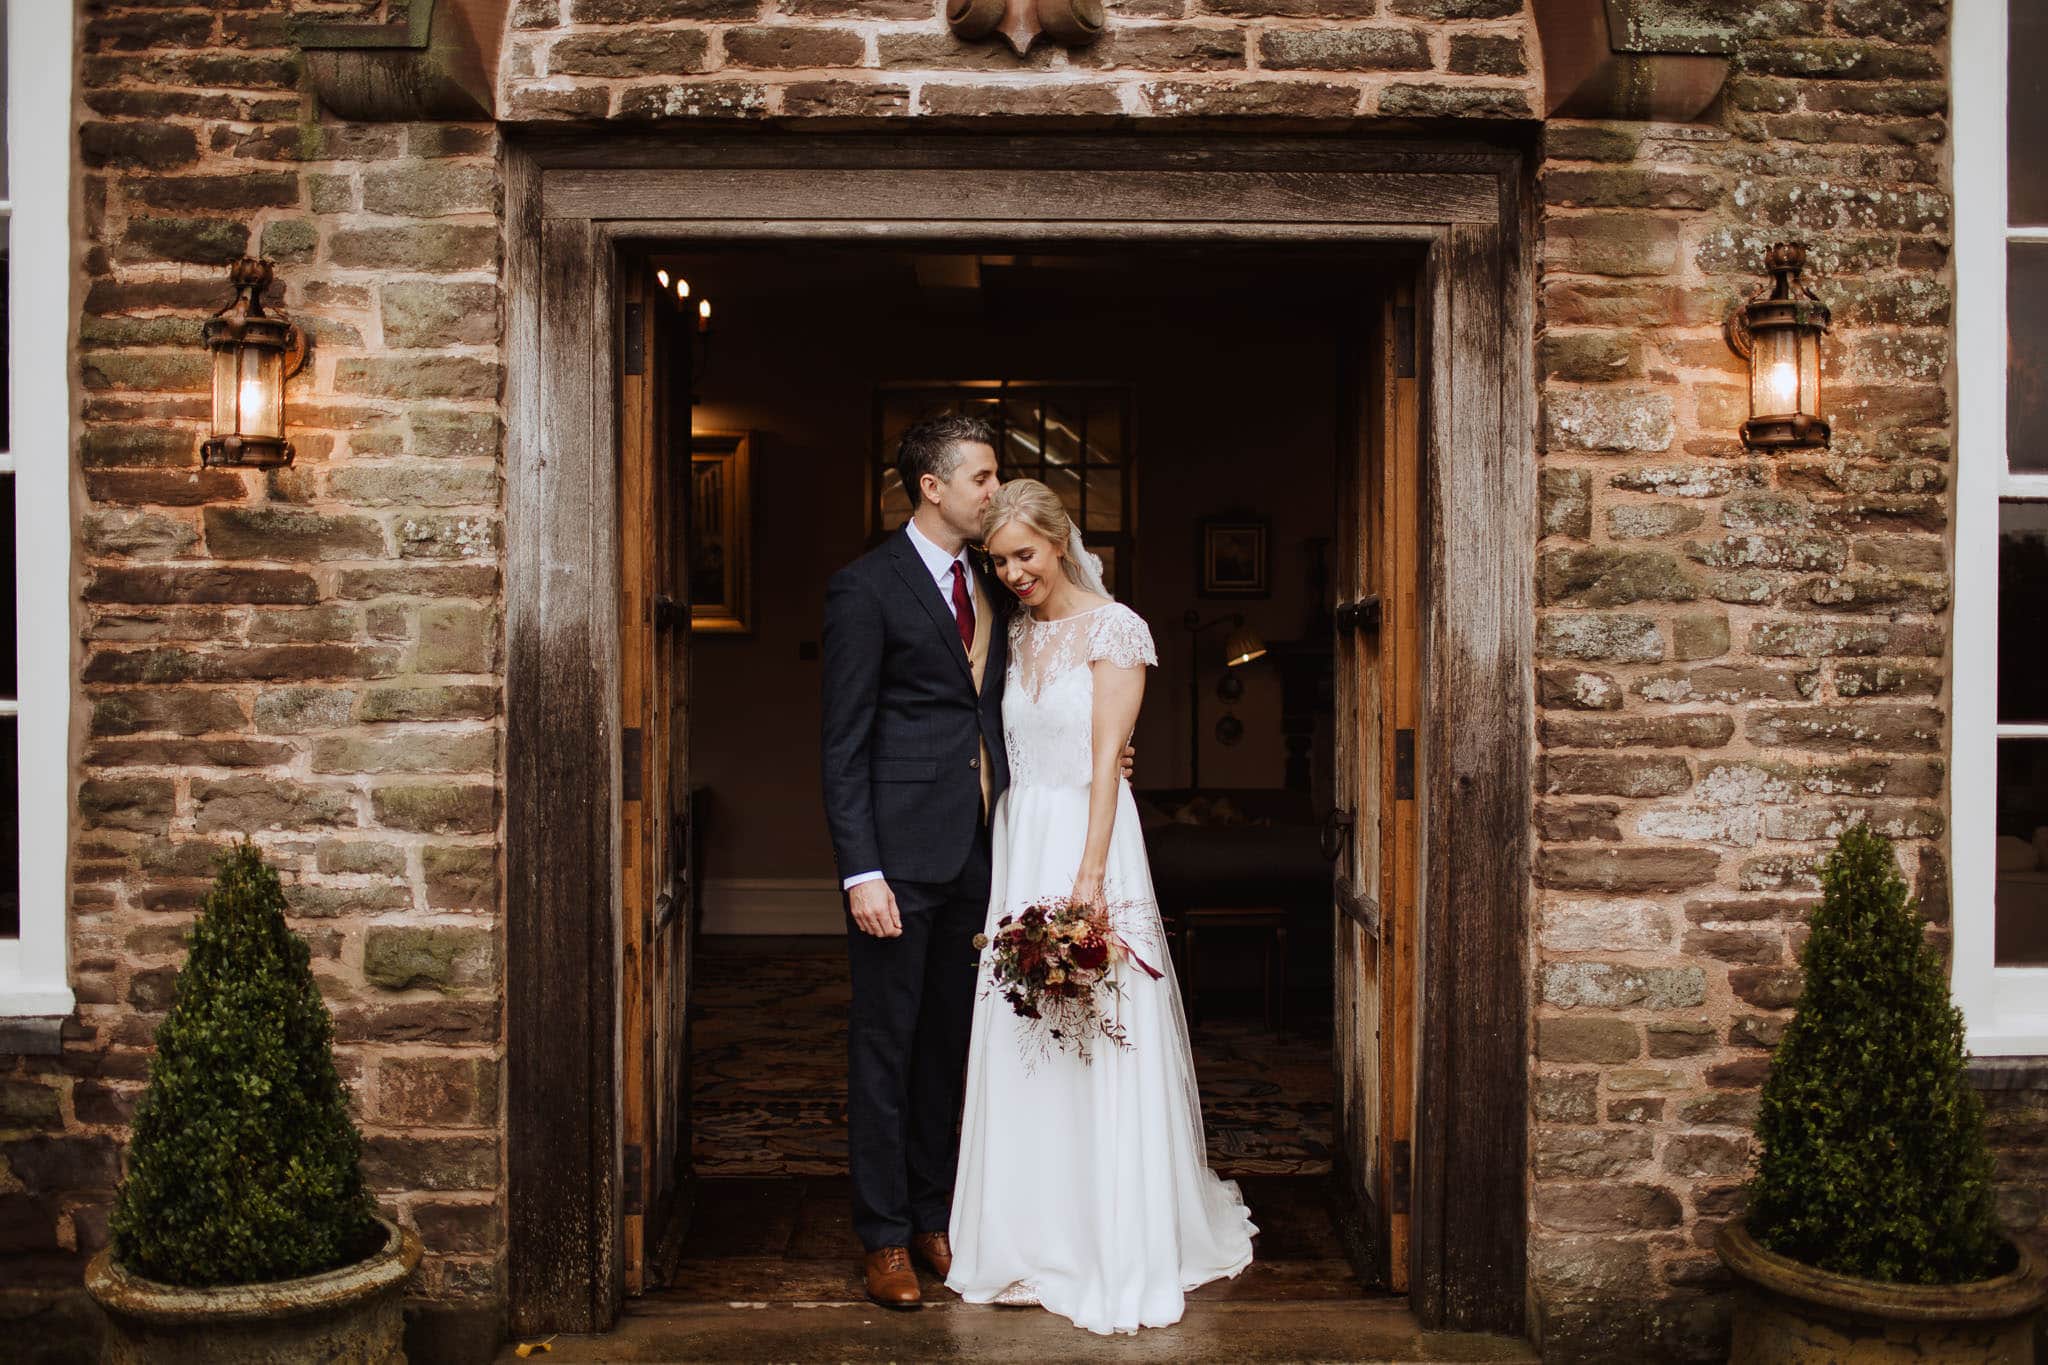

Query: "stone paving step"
<box><xmin>505</xmin><ymin>1297</ymin><xmax>1542</xmax><ymax>1363</ymax></box>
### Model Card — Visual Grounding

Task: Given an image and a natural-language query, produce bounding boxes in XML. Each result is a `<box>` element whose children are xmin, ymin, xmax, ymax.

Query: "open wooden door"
<box><xmin>617</xmin><ymin>263</ymin><xmax>696</xmax><ymax>1293</ymax></box>
<box><xmin>1331</xmin><ymin>274</ymin><xmax>1422</xmax><ymax>1292</ymax></box>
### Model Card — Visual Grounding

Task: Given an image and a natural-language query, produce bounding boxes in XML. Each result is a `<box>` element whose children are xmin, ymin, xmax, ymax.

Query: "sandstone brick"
<box><xmin>77</xmin><ymin>778</ymin><xmax>175</xmax><ymax>834</ymax></box>
<box><xmin>334</xmin><ymin>1001</ymin><xmax>501</xmax><ymax>1045</ymax></box>
<box><xmin>1740</xmin><ymin>854</ymin><xmax>1822</xmax><ymax>894</ymax></box>
<box><xmin>380</xmin><ymin>282</ymin><xmax>502</xmax><ymax>349</ymax></box>
<box><xmin>417</xmin><ymin>604</ymin><xmax>497</xmax><ymax>674</ymax></box>
<box><xmin>0</xmin><ymin>1080</ymin><xmax>62</xmax><ymax>1130</ymax></box>
<box><xmin>1540</xmin><ymin>961</ymin><xmax>1707</xmax><ymax>1009</ymax></box>
<box><xmin>1377</xmin><ymin>84</ymin><xmax>1532</xmax><ymax>118</ymax></box>
<box><xmin>1537</xmin><ymin>614</ymin><xmax>1664</xmax><ymax>663</ymax></box>
<box><xmin>1610</xmin><ymin>463</ymin><xmax>1764</xmax><ymax>498</ymax></box>
<box><xmin>1633</xmin><ymin>665</ymin><xmax>1816</xmax><ymax>705</ymax></box>
<box><xmin>86</xmin><ymin>737</ymin><xmax>294</xmax><ymax>769</ymax></box>
<box><xmin>723</xmin><ymin>27</ymin><xmax>864</xmax><ymax>68</ymax></box>
<box><xmin>1535</xmin><ymin>1128</ymin><xmax>1653</xmax><ymax>1180</ymax></box>
<box><xmin>551</xmin><ymin>28</ymin><xmax>713</xmax><ymax>76</ymax></box>
<box><xmin>1605</xmin><ymin>503</ymin><xmax>1703</xmax><ymax>541</ymax></box>
<box><xmin>1727</xmin><ymin>1015</ymin><xmax>1785</xmax><ymax>1051</ymax></box>
<box><xmin>373</xmin><ymin>784</ymin><xmax>498</xmax><ymax>834</ymax></box>
<box><xmin>318</xmin><ymin>841</ymin><xmax>409</xmax><ymax>876</ymax></box>
<box><xmin>361</xmin><ymin>1135</ymin><xmax>499</xmax><ymax>1191</ymax></box>
<box><xmin>80</xmin><ymin>351</ymin><xmax>212</xmax><ymax>394</ymax></box>
<box><xmin>1645</xmin><ymin>1018</ymin><xmax>1716</xmax><ymax>1058</ymax></box>
<box><xmin>286</xmin><ymin>882</ymin><xmax>414</xmax><ymax>919</ymax></box>
<box><xmin>360</xmin><ymin>685</ymin><xmax>499</xmax><ymax>723</ymax></box>
<box><xmin>1259</xmin><ymin>27</ymin><xmax>1430</xmax><ymax>72</ymax></box>
<box><xmin>1544</xmin><ymin>389</ymin><xmax>1675</xmax><ymax>453</ymax></box>
<box><xmin>247</xmin><ymin>605</ymin><xmax>360</xmax><ymax>644</ymax></box>
<box><xmin>1544</xmin><ymin>753</ymin><xmax>1692</xmax><ymax>797</ymax></box>
<box><xmin>1537</xmin><ymin>848</ymin><xmax>1719</xmax><ymax>894</ymax></box>
<box><xmin>363</xmin><ymin>926</ymin><xmax>497</xmax><ymax>992</ymax></box>
<box><xmin>1761</xmin><ymin>801</ymin><xmax>1943</xmax><ymax>843</ymax></box>
<box><xmin>362</xmin><ymin>163</ymin><xmax>498</xmax><ymax>219</ymax></box>
<box><xmin>1540</xmin><ymin>802</ymin><xmax>1613</xmax><ymax>843</ymax></box>
<box><xmin>91</xmin><ymin>689</ymin><xmax>247</xmax><ymax>738</ymax></box>
<box><xmin>1538</xmin><ymin>668</ymin><xmax>1623</xmax><ymax>711</ymax></box>
<box><xmin>339</xmin><ymin>565</ymin><xmax>500</xmax><ymax>599</ymax></box>
<box><xmin>1539</xmin><ymin>548</ymin><xmax>1697</xmax><ymax>607</ymax></box>
<box><xmin>1681</xmin><ymin>927</ymin><xmax>1781</xmax><ymax>965</ymax></box>
<box><xmin>85</xmin><ymin>644</ymin><xmax>402</xmax><ymax>685</ymax></box>
<box><xmin>79</xmin><ymin>121</ymin><xmax>200</xmax><ymax>171</ymax></box>
<box><xmin>1543</xmin><ymin>123</ymin><xmax>1640</xmax><ymax>162</ymax></box>
<box><xmin>1663</xmin><ymin>1134</ymin><xmax>1748</xmax><ymax>1178</ymax></box>
<box><xmin>2</xmin><ymin>1136</ymin><xmax>121</xmax><ymax>1193</ymax></box>
<box><xmin>1533</xmin><ymin>1183</ymin><xmax>1681</xmax><ymax>1234</ymax></box>
<box><xmin>1535</xmin><ymin>1071</ymin><xmax>1598</xmax><ymax>1124</ymax></box>
<box><xmin>253</xmin><ymin>687</ymin><xmax>357</xmax><ymax>734</ymax></box>
<box><xmin>1545</xmin><ymin>215</ymin><xmax>1683</xmax><ymax>277</ymax></box>
<box><xmin>1749</xmin><ymin>619</ymin><xmax>1942</xmax><ymax>659</ymax></box>
<box><xmin>119</xmin><ymin>216</ymin><xmax>250</xmax><ymax>267</ymax></box>
<box><xmin>87</xmin><ymin>566</ymin><xmax>319</xmax><ymax>606</ymax></box>
<box><xmin>1139</xmin><ymin>80</ymin><xmax>1360</xmax><ymax>118</ymax></box>
<box><xmin>1682</xmin><ymin>1092</ymin><xmax>1761</xmax><ymax>1127</ymax></box>
<box><xmin>1072</xmin><ymin>26</ymin><xmax>1246</xmax><ymax>69</ymax></box>
<box><xmin>919</xmin><ymin>84</ymin><xmax>1125</xmax><ymax>118</ymax></box>
<box><xmin>780</xmin><ymin>81</ymin><xmax>913</xmax><ymax>118</ymax></box>
<box><xmin>1670</xmin><ymin>611</ymin><xmax>1730</xmax><ymax>661</ymax></box>
<box><xmin>127</xmin><ymin>967</ymin><xmax>180</xmax><ymax>1012</ymax></box>
<box><xmin>411</xmin><ymin>1199</ymin><xmax>505</xmax><ymax>1255</ymax></box>
<box><xmin>398</xmin><ymin>515</ymin><xmax>502</xmax><ymax>560</ymax></box>
<box><xmin>335</xmin><ymin>356</ymin><xmax>502</xmax><ymax>403</ymax></box>
<box><xmin>424</xmin><ymin>845</ymin><xmax>500</xmax><ymax>910</ymax></box>
<box><xmin>192</xmin><ymin>777</ymin><xmax>358</xmax><ymax>833</ymax></box>
<box><xmin>375</xmin><ymin>1056</ymin><xmax>500</xmax><ymax>1126</ymax></box>
<box><xmin>1537</xmin><ymin>1016</ymin><xmax>1639</xmax><ymax>1063</ymax></box>
<box><xmin>1546</xmin><ymin>168</ymin><xmax>1719</xmax><ymax>211</ymax></box>
<box><xmin>1746</xmin><ymin>703</ymin><xmax>1943</xmax><ymax>752</ymax></box>
<box><xmin>1447</xmin><ymin>33</ymin><xmax>1525</xmax><ymax>77</ymax></box>
<box><xmin>504</xmin><ymin>83</ymin><xmax>616</xmax><ymax>120</ymax></box>
<box><xmin>1728</xmin><ymin>966</ymin><xmax>1802</xmax><ymax>1010</ymax></box>
<box><xmin>203</xmin><ymin>507</ymin><xmax>386</xmax><ymax>562</ymax></box>
<box><xmin>615</xmin><ymin>81</ymin><xmax>773</xmax><ymax>119</ymax></box>
<box><xmin>1540</xmin><ymin>467</ymin><xmax>1593</xmax><ymax>540</ymax></box>
<box><xmin>329</xmin><ymin>224</ymin><xmax>500</xmax><ymax>272</ymax></box>
<box><xmin>1541</xmin><ymin>714</ymin><xmax>1734</xmax><ymax>750</ymax></box>
<box><xmin>1538</xmin><ymin>900</ymin><xmax>1674</xmax><ymax>954</ymax></box>
<box><xmin>312</xmin><ymin>731</ymin><xmax>498</xmax><ymax>776</ymax></box>
<box><xmin>1831</xmin><ymin>0</ymin><xmax>1946</xmax><ymax>41</ymax></box>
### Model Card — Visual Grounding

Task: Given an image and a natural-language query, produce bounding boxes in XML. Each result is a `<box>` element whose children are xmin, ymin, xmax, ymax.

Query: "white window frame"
<box><xmin>0</xmin><ymin>0</ymin><xmax>75</xmax><ymax>1021</ymax></box>
<box><xmin>1952</xmin><ymin>0</ymin><xmax>2048</xmax><ymax>1054</ymax></box>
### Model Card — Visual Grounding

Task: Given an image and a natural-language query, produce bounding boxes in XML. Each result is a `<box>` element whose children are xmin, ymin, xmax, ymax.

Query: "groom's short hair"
<box><xmin>897</xmin><ymin>411</ymin><xmax>998</xmax><ymax>508</ymax></box>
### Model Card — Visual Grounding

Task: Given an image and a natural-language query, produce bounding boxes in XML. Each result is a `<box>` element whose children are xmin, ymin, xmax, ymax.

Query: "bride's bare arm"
<box><xmin>1072</xmin><ymin>660</ymin><xmax>1147</xmax><ymax>907</ymax></box>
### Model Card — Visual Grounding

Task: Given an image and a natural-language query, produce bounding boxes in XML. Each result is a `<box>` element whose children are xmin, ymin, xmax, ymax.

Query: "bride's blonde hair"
<box><xmin>981</xmin><ymin>479</ymin><xmax>1095</xmax><ymax>594</ymax></box>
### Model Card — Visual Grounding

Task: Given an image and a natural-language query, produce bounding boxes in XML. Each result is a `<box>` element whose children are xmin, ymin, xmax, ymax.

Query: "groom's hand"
<box><xmin>1120</xmin><ymin>742</ymin><xmax>1137</xmax><ymax>783</ymax></box>
<box><xmin>849</xmin><ymin>879</ymin><xmax>903</xmax><ymax>938</ymax></box>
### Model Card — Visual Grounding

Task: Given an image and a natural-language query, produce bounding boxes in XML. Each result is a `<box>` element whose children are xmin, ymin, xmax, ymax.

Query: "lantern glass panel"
<box><xmin>238</xmin><ymin>343</ymin><xmax>283</xmax><ymax>440</ymax></box>
<box><xmin>1749</xmin><ymin>323</ymin><xmax>1803</xmax><ymax>420</ymax></box>
<box><xmin>210</xmin><ymin>342</ymin><xmax>239</xmax><ymax>438</ymax></box>
<box><xmin>1797</xmin><ymin>329</ymin><xmax>1822</xmax><ymax>420</ymax></box>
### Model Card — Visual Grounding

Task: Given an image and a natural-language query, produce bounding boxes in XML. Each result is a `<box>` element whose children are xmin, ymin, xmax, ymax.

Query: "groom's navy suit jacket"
<box><xmin>821</xmin><ymin>525</ymin><xmax>1013</xmax><ymax>888</ymax></box>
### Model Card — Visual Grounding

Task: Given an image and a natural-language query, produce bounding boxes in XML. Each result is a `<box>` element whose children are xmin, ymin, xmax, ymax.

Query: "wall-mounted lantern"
<box><xmin>1723</xmin><ymin>241</ymin><xmax>1830</xmax><ymax>451</ymax></box>
<box><xmin>201</xmin><ymin>257</ymin><xmax>307</xmax><ymax>469</ymax></box>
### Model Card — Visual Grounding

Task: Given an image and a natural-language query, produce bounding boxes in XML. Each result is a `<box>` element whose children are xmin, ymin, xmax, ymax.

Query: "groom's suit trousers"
<box><xmin>845</xmin><ymin>820</ymin><xmax>989</xmax><ymax>1252</ymax></box>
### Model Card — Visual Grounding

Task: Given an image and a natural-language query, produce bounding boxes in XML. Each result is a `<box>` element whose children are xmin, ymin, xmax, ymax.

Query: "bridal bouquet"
<box><xmin>974</xmin><ymin>897</ymin><xmax>1163</xmax><ymax>1062</ymax></box>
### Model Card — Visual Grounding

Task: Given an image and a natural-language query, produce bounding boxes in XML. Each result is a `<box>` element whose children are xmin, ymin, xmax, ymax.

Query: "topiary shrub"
<box><xmin>1746</xmin><ymin>823</ymin><xmax>2005</xmax><ymax>1284</ymax></box>
<box><xmin>109</xmin><ymin>842</ymin><xmax>379</xmax><ymax>1286</ymax></box>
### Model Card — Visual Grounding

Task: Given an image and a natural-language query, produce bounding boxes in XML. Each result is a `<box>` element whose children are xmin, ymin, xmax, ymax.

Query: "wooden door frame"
<box><xmin>503</xmin><ymin>132</ymin><xmax>1535</xmax><ymax>1338</ymax></box>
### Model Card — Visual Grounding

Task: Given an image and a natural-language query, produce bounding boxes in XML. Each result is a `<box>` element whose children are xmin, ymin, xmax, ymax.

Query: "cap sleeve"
<box><xmin>1086</xmin><ymin>604</ymin><xmax>1157</xmax><ymax>670</ymax></box>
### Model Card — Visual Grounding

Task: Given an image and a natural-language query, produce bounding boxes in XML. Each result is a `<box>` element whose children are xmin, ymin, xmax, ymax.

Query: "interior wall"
<box><xmin>683</xmin><ymin>260</ymin><xmax>1343</xmax><ymax>886</ymax></box>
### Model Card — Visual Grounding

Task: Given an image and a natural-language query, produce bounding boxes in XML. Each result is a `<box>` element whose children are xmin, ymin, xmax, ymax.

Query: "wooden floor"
<box><xmin>500</xmin><ymin>1176</ymin><xmax>1538</xmax><ymax>1363</ymax></box>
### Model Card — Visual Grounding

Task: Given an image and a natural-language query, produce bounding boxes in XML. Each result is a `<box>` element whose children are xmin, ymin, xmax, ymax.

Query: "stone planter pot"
<box><xmin>1717</xmin><ymin>1220</ymin><xmax>2047</xmax><ymax>1364</ymax></box>
<box><xmin>85</xmin><ymin>1216</ymin><xmax>421</xmax><ymax>1364</ymax></box>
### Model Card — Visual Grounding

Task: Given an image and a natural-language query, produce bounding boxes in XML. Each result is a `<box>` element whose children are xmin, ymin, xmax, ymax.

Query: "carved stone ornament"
<box><xmin>948</xmin><ymin>0</ymin><xmax>1104</xmax><ymax>56</ymax></box>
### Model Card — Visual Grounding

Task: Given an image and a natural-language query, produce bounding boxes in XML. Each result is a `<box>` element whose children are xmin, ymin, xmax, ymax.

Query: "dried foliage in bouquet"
<box><xmin>975</xmin><ymin>896</ymin><xmax>1163</xmax><ymax>1062</ymax></box>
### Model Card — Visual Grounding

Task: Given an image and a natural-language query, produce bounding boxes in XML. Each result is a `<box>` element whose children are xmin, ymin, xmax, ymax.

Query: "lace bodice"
<box><xmin>1003</xmin><ymin>602</ymin><xmax>1157</xmax><ymax>790</ymax></box>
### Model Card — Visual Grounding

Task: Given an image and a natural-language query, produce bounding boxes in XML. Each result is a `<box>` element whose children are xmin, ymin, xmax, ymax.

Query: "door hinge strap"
<box><xmin>1394</xmin><ymin>728</ymin><xmax>1415</xmax><ymax>801</ymax></box>
<box><xmin>623</xmin><ymin>1143</ymin><xmax>644</xmax><ymax>1215</ymax></box>
<box><xmin>622</xmin><ymin>726</ymin><xmax>643</xmax><ymax>802</ymax></box>
<box><xmin>623</xmin><ymin>302</ymin><xmax>645</xmax><ymax>376</ymax></box>
<box><xmin>1390</xmin><ymin>1139</ymin><xmax>1411</xmax><ymax>1214</ymax></box>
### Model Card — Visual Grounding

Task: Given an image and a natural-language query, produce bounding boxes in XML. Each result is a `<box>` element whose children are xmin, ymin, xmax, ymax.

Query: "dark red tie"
<box><xmin>949</xmin><ymin>561</ymin><xmax>974</xmax><ymax>652</ymax></box>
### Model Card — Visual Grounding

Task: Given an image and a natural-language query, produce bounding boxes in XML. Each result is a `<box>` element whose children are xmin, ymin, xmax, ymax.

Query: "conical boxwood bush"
<box><xmin>1746</xmin><ymin>823</ymin><xmax>2004</xmax><ymax>1284</ymax></box>
<box><xmin>109</xmin><ymin>842</ymin><xmax>378</xmax><ymax>1286</ymax></box>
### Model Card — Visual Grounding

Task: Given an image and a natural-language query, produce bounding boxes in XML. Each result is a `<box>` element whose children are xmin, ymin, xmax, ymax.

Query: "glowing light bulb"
<box><xmin>656</xmin><ymin>269</ymin><xmax>670</xmax><ymax>288</ymax></box>
<box><xmin>240</xmin><ymin>377</ymin><xmax>268</xmax><ymax>422</ymax></box>
<box><xmin>1765</xmin><ymin>360</ymin><xmax>1799</xmax><ymax>412</ymax></box>
<box><xmin>676</xmin><ymin>278</ymin><xmax>691</xmax><ymax>300</ymax></box>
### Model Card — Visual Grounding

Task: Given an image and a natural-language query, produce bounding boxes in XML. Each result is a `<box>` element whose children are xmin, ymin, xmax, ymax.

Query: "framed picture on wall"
<box><xmin>1198</xmin><ymin>516</ymin><xmax>1269</xmax><ymax>598</ymax></box>
<box><xmin>690</xmin><ymin>431</ymin><xmax>752</xmax><ymax>634</ymax></box>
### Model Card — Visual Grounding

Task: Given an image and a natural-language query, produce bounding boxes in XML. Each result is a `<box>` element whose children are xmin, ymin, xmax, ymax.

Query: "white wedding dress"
<box><xmin>946</xmin><ymin>601</ymin><xmax>1257</xmax><ymax>1335</ymax></box>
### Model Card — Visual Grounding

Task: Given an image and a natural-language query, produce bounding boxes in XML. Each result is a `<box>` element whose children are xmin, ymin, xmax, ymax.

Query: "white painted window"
<box><xmin>0</xmin><ymin>0</ymin><xmax>74</xmax><ymax>1021</ymax></box>
<box><xmin>1953</xmin><ymin>0</ymin><xmax>2048</xmax><ymax>1053</ymax></box>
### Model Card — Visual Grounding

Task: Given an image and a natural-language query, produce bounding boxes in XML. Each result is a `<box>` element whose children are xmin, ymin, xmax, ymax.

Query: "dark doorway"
<box><xmin>644</xmin><ymin>243</ymin><xmax>1407</xmax><ymax>1302</ymax></box>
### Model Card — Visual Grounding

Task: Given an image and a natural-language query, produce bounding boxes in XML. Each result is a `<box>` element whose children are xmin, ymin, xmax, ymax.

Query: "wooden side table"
<box><xmin>1176</xmin><ymin>906</ymin><xmax>1288</xmax><ymax>1029</ymax></box>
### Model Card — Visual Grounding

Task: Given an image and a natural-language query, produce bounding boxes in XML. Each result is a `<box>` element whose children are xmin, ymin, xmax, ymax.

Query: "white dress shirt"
<box><xmin>842</xmin><ymin>518</ymin><xmax>977</xmax><ymax>892</ymax></box>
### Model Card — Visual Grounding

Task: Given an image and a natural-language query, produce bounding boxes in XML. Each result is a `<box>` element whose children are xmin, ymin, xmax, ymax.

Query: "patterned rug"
<box><xmin>690</xmin><ymin>936</ymin><xmax>1333</xmax><ymax>1178</ymax></box>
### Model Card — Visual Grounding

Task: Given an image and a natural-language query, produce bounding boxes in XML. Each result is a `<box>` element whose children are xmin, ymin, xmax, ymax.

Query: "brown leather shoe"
<box><xmin>910</xmin><ymin>1231</ymin><xmax>952</xmax><ymax>1280</ymax></box>
<box><xmin>864</xmin><ymin>1247</ymin><xmax>920</xmax><ymax>1309</ymax></box>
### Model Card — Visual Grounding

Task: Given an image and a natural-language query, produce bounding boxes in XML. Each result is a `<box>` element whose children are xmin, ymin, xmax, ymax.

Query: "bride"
<box><xmin>945</xmin><ymin>478</ymin><xmax>1256</xmax><ymax>1335</ymax></box>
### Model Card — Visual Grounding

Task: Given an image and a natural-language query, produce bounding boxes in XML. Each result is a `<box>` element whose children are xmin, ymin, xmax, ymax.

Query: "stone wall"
<box><xmin>2</xmin><ymin>0</ymin><xmax>509</xmax><ymax>1346</ymax></box>
<box><xmin>1528</xmin><ymin>2</ymin><xmax>1975</xmax><ymax>1358</ymax></box>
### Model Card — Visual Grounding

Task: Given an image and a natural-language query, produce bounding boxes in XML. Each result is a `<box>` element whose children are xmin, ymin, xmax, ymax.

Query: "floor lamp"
<box><xmin>1182</xmin><ymin>610</ymin><xmax>1267</xmax><ymax>791</ymax></box>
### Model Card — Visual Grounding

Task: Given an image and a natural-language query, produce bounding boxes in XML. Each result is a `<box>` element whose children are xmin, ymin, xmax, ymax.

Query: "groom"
<box><xmin>820</xmin><ymin>413</ymin><xmax>1010</xmax><ymax>1309</ymax></box>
